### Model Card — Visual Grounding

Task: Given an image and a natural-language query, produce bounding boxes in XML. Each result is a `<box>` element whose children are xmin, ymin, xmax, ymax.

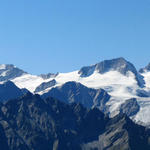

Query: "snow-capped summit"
<box><xmin>0</xmin><ymin>64</ymin><xmax>27</xmax><ymax>82</ymax></box>
<box><xmin>1</xmin><ymin>58</ymin><xmax>150</xmax><ymax>126</ymax></box>
<box><xmin>79</xmin><ymin>57</ymin><xmax>144</xmax><ymax>87</ymax></box>
<box><xmin>7</xmin><ymin>57</ymin><xmax>143</xmax><ymax>96</ymax></box>
<box><xmin>79</xmin><ymin>57</ymin><xmax>137</xmax><ymax>76</ymax></box>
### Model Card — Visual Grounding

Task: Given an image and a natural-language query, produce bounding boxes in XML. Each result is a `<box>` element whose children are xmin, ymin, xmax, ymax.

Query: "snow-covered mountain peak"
<box><xmin>79</xmin><ymin>57</ymin><xmax>137</xmax><ymax>76</ymax></box>
<box><xmin>0</xmin><ymin>64</ymin><xmax>7</xmax><ymax>70</ymax></box>
<box><xmin>1</xmin><ymin>60</ymin><xmax>150</xmax><ymax>126</ymax></box>
<box><xmin>78</xmin><ymin>57</ymin><xmax>144</xmax><ymax>87</ymax></box>
<box><xmin>0</xmin><ymin>64</ymin><xmax>27</xmax><ymax>82</ymax></box>
<box><xmin>0</xmin><ymin>64</ymin><xmax>17</xmax><ymax>70</ymax></box>
<box><xmin>0</xmin><ymin>64</ymin><xmax>18</xmax><ymax>69</ymax></box>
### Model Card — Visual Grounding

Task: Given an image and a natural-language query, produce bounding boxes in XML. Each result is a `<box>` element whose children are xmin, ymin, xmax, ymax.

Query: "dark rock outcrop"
<box><xmin>0</xmin><ymin>94</ymin><xmax>149</xmax><ymax>150</ymax></box>
<box><xmin>34</xmin><ymin>79</ymin><xmax>56</xmax><ymax>93</ymax></box>
<box><xmin>0</xmin><ymin>81</ymin><xmax>28</xmax><ymax>102</ymax></box>
<box><xmin>78</xmin><ymin>57</ymin><xmax>145</xmax><ymax>87</ymax></box>
<box><xmin>119</xmin><ymin>98</ymin><xmax>140</xmax><ymax>117</ymax></box>
<box><xmin>79</xmin><ymin>57</ymin><xmax>136</xmax><ymax>76</ymax></box>
<box><xmin>0</xmin><ymin>64</ymin><xmax>26</xmax><ymax>81</ymax></box>
<box><xmin>136</xmin><ymin>89</ymin><xmax>149</xmax><ymax>97</ymax></box>
<box><xmin>40</xmin><ymin>73</ymin><xmax>58</xmax><ymax>79</ymax></box>
<box><xmin>82</xmin><ymin>114</ymin><xmax>150</xmax><ymax>150</ymax></box>
<box><xmin>42</xmin><ymin>81</ymin><xmax>110</xmax><ymax>112</ymax></box>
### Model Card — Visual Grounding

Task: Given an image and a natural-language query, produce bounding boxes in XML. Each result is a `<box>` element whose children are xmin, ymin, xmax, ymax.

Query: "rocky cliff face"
<box><xmin>0</xmin><ymin>64</ymin><xmax>26</xmax><ymax>81</ymax></box>
<box><xmin>119</xmin><ymin>98</ymin><xmax>140</xmax><ymax>117</ymax></box>
<box><xmin>34</xmin><ymin>79</ymin><xmax>56</xmax><ymax>93</ymax></box>
<box><xmin>42</xmin><ymin>81</ymin><xmax>110</xmax><ymax>112</ymax></box>
<box><xmin>0</xmin><ymin>81</ymin><xmax>28</xmax><ymax>102</ymax></box>
<box><xmin>0</xmin><ymin>58</ymin><xmax>149</xmax><ymax>127</ymax></box>
<box><xmin>0</xmin><ymin>93</ymin><xmax>150</xmax><ymax>150</ymax></box>
<box><xmin>83</xmin><ymin>114</ymin><xmax>150</xmax><ymax>150</ymax></box>
<box><xmin>78</xmin><ymin>57</ymin><xmax>145</xmax><ymax>87</ymax></box>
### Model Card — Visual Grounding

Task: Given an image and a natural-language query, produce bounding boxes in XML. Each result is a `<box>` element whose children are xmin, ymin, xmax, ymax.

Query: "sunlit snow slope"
<box><xmin>1</xmin><ymin>58</ymin><xmax>150</xmax><ymax>126</ymax></box>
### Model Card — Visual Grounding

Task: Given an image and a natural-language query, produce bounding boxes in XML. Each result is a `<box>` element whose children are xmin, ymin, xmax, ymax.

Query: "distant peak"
<box><xmin>78</xmin><ymin>57</ymin><xmax>136</xmax><ymax>77</ymax></box>
<box><xmin>98</xmin><ymin>57</ymin><xmax>130</xmax><ymax>66</ymax></box>
<box><xmin>78</xmin><ymin>57</ymin><xmax>145</xmax><ymax>87</ymax></box>
<box><xmin>105</xmin><ymin>57</ymin><xmax>127</xmax><ymax>62</ymax></box>
<box><xmin>139</xmin><ymin>63</ymin><xmax>150</xmax><ymax>73</ymax></box>
<box><xmin>60</xmin><ymin>81</ymin><xmax>88</xmax><ymax>89</ymax></box>
<box><xmin>0</xmin><ymin>64</ymin><xmax>27</xmax><ymax>82</ymax></box>
<box><xmin>0</xmin><ymin>64</ymin><xmax>6</xmax><ymax>70</ymax></box>
<box><xmin>0</xmin><ymin>64</ymin><xmax>16</xmax><ymax>70</ymax></box>
<box><xmin>40</xmin><ymin>72</ymin><xmax>58</xmax><ymax>79</ymax></box>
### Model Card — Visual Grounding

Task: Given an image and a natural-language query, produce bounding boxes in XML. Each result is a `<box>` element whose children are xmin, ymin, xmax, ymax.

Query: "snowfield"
<box><xmin>0</xmin><ymin>59</ymin><xmax>149</xmax><ymax>126</ymax></box>
<box><xmin>11</xmin><ymin>69</ymin><xmax>149</xmax><ymax>125</ymax></box>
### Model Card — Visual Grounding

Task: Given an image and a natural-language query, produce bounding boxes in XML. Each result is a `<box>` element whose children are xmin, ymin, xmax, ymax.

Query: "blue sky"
<box><xmin>0</xmin><ymin>0</ymin><xmax>150</xmax><ymax>74</ymax></box>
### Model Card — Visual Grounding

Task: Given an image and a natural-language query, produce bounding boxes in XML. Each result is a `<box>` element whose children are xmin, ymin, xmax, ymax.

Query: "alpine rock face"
<box><xmin>78</xmin><ymin>57</ymin><xmax>144</xmax><ymax>87</ymax></box>
<box><xmin>0</xmin><ymin>93</ymin><xmax>150</xmax><ymax>150</ymax></box>
<box><xmin>0</xmin><ymin>58</ymin><xmax>150</xmax><ymax>126</ymax></box>
<box><xmin>0</xmin><ymin>80</ymin><xmax>28</xmax><ymax>102</ymax></box>
<box><xmin>0</xmin><ymin>64</ymin><xmax>26</xmax><ymax>82</ymax></box>
<box><xmin>42</xmin><ymin>81</ymin><xmax>110</xmax><ymax>113</ymax></box>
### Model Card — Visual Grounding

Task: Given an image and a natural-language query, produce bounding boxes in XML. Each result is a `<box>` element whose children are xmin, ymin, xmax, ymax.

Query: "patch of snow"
<box><xmin>0</xmin><ymin>71</ymin><xmax>8</xmax><ymax>77</ymax></box>
<box><xmin>11</xmin><ymin>74</ymin><xmax>53</xmax><ymax>93</ymax></box>
<box><xmin>11</xmin><ymin>70</ymin><xmax>139</xmax><ymax>100</ymax></box>
<box><xmin>52</xmin><ymin>70</ymin><xmax>138</xmax><ymax>99</ymax></box>
<box><xmin>0</xmin><ymin>64</ymin><xmax>6</xmax><ymax>70</ymax></box>
<box><xmin>141</xmin><ymin>72</ymin><xmax>150</xmax><ymax>88</ymax></box>
<box><xmin>9</xmin><ymin>68</ymin><xmax>150</xmax><ymax>126</ymax></box>
<box><xmin>133</xmin><ymin>97</ymin><xmax>150</xmax><ymax>125</ymax></box>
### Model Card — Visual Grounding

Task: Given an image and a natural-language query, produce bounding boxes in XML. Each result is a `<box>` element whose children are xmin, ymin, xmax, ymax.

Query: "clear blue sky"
<box><xmin>0</xmin><ymin>0</ymin><xmax>150</xmax><ymax>74</ymax></box>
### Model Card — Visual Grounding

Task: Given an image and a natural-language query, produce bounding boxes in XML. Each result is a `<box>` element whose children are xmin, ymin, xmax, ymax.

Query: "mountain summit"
<box><xmin>0</xmin><ymin>58</ymin><xmax>150</xmax><ymax>126</ymax></box>
<box><xmin>79</xmin><ymin>57</ymin><xmax>138</xmax><ymax>76</ymax></box>
<box><xmin>0</xmin><ymin>64</ymin><xmax>27</xmax><ymax>81</ymax></box>
<box><xmin>42</xmin><ymin>81</ymin><xmax>110</xmax><ymax>112</ymax></box>
<box><xmin>78</xmin><ymin>57</ymin><xmax>144</xmax><ymax>87</ymax></box>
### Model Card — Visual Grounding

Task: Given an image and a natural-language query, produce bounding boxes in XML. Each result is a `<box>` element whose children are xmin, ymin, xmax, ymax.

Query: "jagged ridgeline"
<box><xmin>0</xmin><ymin>93</ymin><xmax>150</xmax><ymax>150</ymax></box>
<box><xmin>0</xmin><ymin>58</ymin><xmax>150</xmax><ymax>126</ymax></box>
<box><xmin>0</xmin><ymin>57</ymin><xmax>150</xmax><ymax>147</ymax></box>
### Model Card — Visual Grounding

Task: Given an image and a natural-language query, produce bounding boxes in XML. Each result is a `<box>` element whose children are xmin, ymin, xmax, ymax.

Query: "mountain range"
<box><xmin>0</xmin><ymin>57</ymin><xmax>150</xmax><ymax>126</ymax></box>
<box><xmin>0</xmin><ymin>93</ymin><xmax>150</xmax><ymax>150</ymax></box>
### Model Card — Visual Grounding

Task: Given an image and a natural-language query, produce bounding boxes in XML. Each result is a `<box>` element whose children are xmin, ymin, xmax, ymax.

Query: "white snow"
<box><xmin>11</xmin><ymin>74</ymin><xmax>53</xmax><ymax>93</ymax></box>
<box><xmin>133</xmin><ymin>97</ymin><xmax>150</xmax><ymax>125</ymax></box>
<box><xmin>11</xmin><ymin>70</ymin><xmax>139</xmax><ymax>99</ymax></box>
<box><xmin>9</xmin><ymin>68</ymin><xmax>150</xmax><ymax>126</ymax></box>
<box><xmin>0</xmin><ymin>64</ymin><xmax>6</xmax><ymax>70</ymax></box>
<box><xmin>131</xmin><ymin>71</ymin><xmax>150</xmax><ymax>125</ymax></box>
<box><xmin>141</xmin><ymin>71</ymin><xmax>150</xmax><ymax>89</ymax></box>
<box><xmin>0</xmin><ymin>71</ymin><xmax>8</xmax><ymax>77</ymax></box>
<box><xmin>52</xmin><ymin>70</ymin><xmax>138</xmax><ymax>99</ymax></box>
